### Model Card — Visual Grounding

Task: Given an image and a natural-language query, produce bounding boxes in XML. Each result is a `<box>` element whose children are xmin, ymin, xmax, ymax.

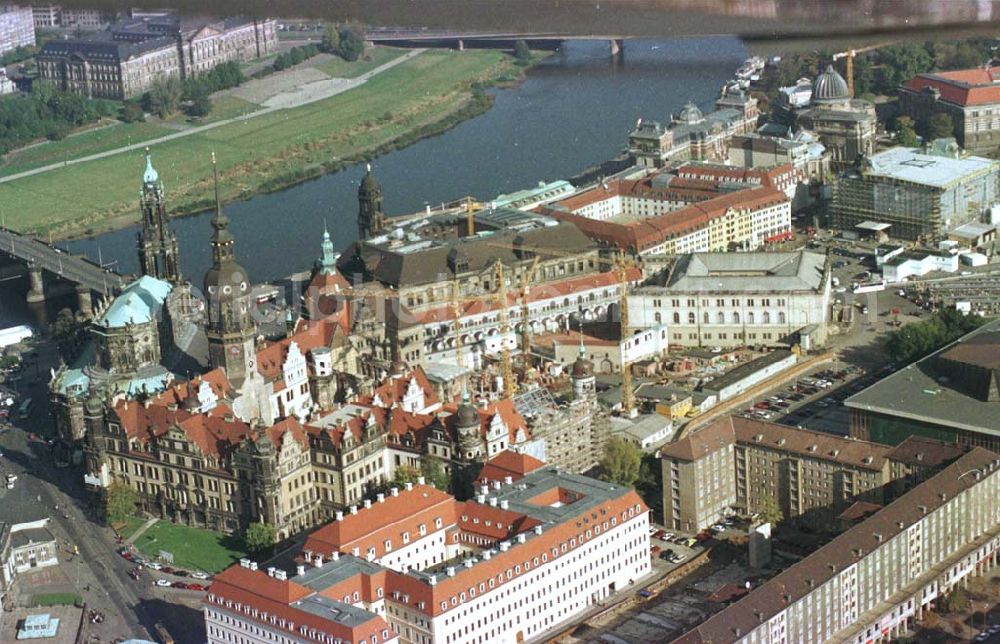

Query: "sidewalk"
<box><xmin>124</xmin><ymin>517</ymin><xmax>158</xmax><ymax>546</ymax></box>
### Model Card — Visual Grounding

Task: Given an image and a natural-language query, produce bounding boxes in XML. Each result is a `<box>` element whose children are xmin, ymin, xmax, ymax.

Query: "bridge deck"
<box><xmin>0</xmin><ymin>229</ymin><xmax>124</xmax><ymax>295</ymax></box>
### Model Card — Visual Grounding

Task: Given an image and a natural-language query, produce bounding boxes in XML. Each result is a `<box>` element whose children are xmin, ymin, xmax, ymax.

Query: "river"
<box><xmin>1</xmin><ymin>36</ymin><xmax>747</xmax><ymax>328</ymax></box>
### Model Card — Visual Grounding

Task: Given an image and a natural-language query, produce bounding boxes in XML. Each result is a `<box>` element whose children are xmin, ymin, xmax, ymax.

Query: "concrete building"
<box><xmin>880</xmin><ymin>248</ymin><xmax>959</xmax><ymax>282</ymax></box>
<box><xmin>885</xmin><ymin>436</ymin><xmax>965</xmax><ymax>495</ymax></box>
<box><xmin>796</xmin><ymin>65</ymin><xmax>877</xmax><ymax>167</ymax></box>
<box><xmin>728</xmin><ymin>129</ymin><xmax>831</xmax><ymax>183</ymax></box>
<box><xmin>673</xmin><ymin>447</ymin><xmax>1000</xmax><ymax>644</ymax></box>
<box><xmin>37</xmin><ymin>15</ymin><xmax>277</xmax><ymax>99</ymax></box>
<box><xmin>900</xmin><ymin>66</ymin><xmax>1000</xmax><ymax>155</ymax></box>
<box><xmin>206</xmin><ymin>468</ymin><xmax>650</xmax><ymax>644</ymax></box>
<box><xmin>846</xmin><ymin>319</ymin><xmax>1000</xmax><ymax>451</ymax></box>
<box><xmin>629</xmin><ymin>88</ymin><xmax>760</xmax><ymax>167</ymax></box>
<box><xmin>533</xmin><ymin>325</ymin><xmax>669</xmax><ymax>375</ymax></box>
<box><xmin>700</xmin><ymin>350</ymin><xmax>798</xmax><ymax>402</ymax></box>
<box><xmin>660</xmin><ymin>416</ymin><xmax>892</xmax><ymax>532</ymax></box>
<box><xmin>629</xmin><ymin>251</ymin><xmax>831</xmax><ymax>349</ymax></box>
<box><xmin>0</xmin><ymin>5</ymin><xmax>34</xmax><ymax>55</ymax></box>
<box><xmin>831</xmin><ymin>146</ymin><xmax>1000</xmax><ymax>242</ymax></box>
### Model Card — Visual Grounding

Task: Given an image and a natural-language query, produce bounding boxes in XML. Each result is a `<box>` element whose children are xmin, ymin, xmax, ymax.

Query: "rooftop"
<box><xmin>653</xmin><ymin>251</ymin><xmax>827</xmax><ymax>294</ymax></box>
<box><xmin>903</xmin><ymin>66</ymin><xmax>1000</xmax><ymax>107</ymax></box>
<box><xmin>885</xmin><ymin>436</ymin><xmax>966</xmax><ymax>468</ymax></box>
<box><xmin>700</xmin><ymin>351</ymin><xmax>795</xmax><ymax>394</ymax></box>
<box><xmin>845</xmin><ymin>319</ymin><xmax>1000</xmax><ymax>435</ymax></box>
<box><xmin>862</xmin><ymin>146</ymin><xmax>997</xmax><ymax>189</ymax></box>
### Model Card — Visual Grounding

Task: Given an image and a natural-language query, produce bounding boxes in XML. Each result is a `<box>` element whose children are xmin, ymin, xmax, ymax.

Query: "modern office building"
<box><xmin>660</xmin><ymin>416</ymin><xmax>892</xmax><ymax>532</ymax></box>
<box><xmin>830</xmin><ymin>145</ymin><xmax>1000</xmax><ymax>242</ymax></box>
<box><xmin>900</xmin><ymin>66</ymin><xmax>1000</xmax><ymax>154</ymax></box>
<box><xmin>206</xmin><ymin>468</ymin><xmax>650</xmax><ymax>644</ymax></box>
<box><xmin>846</xmin><ymin>319</ymin><xmax>1000</xmax><ymax>451</ymax></box>
<box><xmin>673</xmin><ymin>447</ymin><xmax>1000</xmax><ymax>644</ymax></box>
<box><xmin>0</xmin><ymin>4</ymin><xmax>34</xmax><ymax>55</ymax></box>
<box><xmin>629</xmin><ymin>251</ymin><xmax>831</xmax><ymax>348</ymax></box>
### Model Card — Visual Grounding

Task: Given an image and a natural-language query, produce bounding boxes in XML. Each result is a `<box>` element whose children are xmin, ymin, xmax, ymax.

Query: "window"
<box><xmin>703</xmin><ymin>312</ymin><xmax>710</xmax><ymax>324</ymax></box>
<box><xmin>763</xmin><ymin>311</ymin><xmax>771</xmax><ymax>324</ymax></box>
<box><xmin>716</xmin><ymin>312</ymin><xmax>724</xmax><ymax>324</ymax></box>
<box><xmin>688</xmin><ymin>312</ymin><xmax>695</xmax><ymax>324</ymax></box>
<box><xmin>778</xmin><ymin>312</ymin><xmax>786</xmax><ymax>324</ymax></box>
<box><xmin>673</xmin><ymin>312</ymin><xmax>680</xmax><ymax>324</ymax></box>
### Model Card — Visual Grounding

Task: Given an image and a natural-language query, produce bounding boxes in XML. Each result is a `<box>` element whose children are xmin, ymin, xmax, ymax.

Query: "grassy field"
<box><xmin>0</xmin><ymin>121</ymin><xmax>172</xmax><ymax>177</ymax></box>
<box><xmin>32</xmin><ymin>593</ymin><xmax>82</xmax><ymax>607</ymax></box>
<box><xmin>0</xmin><ymin>49</ymin><xmax>520</xmax><ymax>237</ymax></box>
<box><xmin>118</xmin><ymin>515</ymin><xmax>148</xmax><ymax>540</ymax></box>
<box><xmin>314</xmin><ymin>47</ymin><xmax>408</xmax><ymax>78</ymax></box>
<box><xmin>132</xmin><ymin>520</ymin><xmax>245</xmax><ymax>574</ymax></box>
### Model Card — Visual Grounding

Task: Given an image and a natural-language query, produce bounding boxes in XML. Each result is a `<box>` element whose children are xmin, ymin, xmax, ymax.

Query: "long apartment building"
<box><xmin>205</xmin><ymin>468</ymin><xmax>650</xmax><ymax>644</ymax></box>
<box><xmin>659</xmin><ymin>416</ymin><xmax>892</xmax><ymax>532</ymax></box>
<box><xmin>673</xmin><ymin>447</ymin><xmax>1000</xmax><ymax>644</ymax></box>
<box><xmin>537</xmin><ymin>165</ymin><xmax>794</xmax><ymax>256</ymax></box>
<box><xmin>0</xmin><ymin>5</ymin><xmax>33</xmax><ymax>55</ymax></box>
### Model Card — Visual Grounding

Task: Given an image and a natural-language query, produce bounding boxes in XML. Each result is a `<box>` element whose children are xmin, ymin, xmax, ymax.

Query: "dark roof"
<box><xmin>700</xmin><ymin>351</ymin><xmax>794</xmax><ymax>394</ymax></box>
<box><xmin>10</xmin><ymin>527</ymin><xmax>55</xmax><ymax>549</ymax></box>
<box><xmin>673</xmin><ymin>447</ymin><xmax>1000</xmax><ymax>644</ymax></box>
<box><xmin>885</xmin><ymin>436</ymin><xmax>966</xmax><ymax>468</ymax></box>
<box><xmin>659</xmin><ymin>416</ymin><xmax>735</xmax><ymax>461</ymax></box>
<box><xmin>40</xmin><ymin>34</ymin><xmax>173</xmax><ymax>63</ymax></box>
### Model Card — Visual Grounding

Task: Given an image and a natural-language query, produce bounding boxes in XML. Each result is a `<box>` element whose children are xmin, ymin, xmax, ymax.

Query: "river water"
<box><xmin>2</xmin><ymin>37</ymin><xmax>747</xmax><ymax>328</ymax></box>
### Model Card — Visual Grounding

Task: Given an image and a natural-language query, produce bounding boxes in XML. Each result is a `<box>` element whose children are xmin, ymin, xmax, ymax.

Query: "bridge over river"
<box><xmin>0</xmin><ymin>228</ymin><xmax>125</xmax><ymax>316</ymax></box>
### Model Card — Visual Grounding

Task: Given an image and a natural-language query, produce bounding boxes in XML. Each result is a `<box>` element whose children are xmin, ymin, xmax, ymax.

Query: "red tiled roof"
<box><xmin>456</xmin><ymin>501</ymin><xmax>541</xmax><ymax>542</ymax></box>
<box><xmin>903</xmin><ymin>67</ymin><xmax>1000</xmax><ymax>106</ymax></box>
<box><xmin>441</xmin><ymin>398</ymin><xmax>530</xmax><ymax>445</ymax></box>
<box><xmin>475</xmin><ymin>450</ymin><xmax>546</xmax><ymax>486</ymax></box>
<box><xmin>255</xmin><ymin>318</ymin><xmax>340</xmax><ymax>382</ymax></box>
<box><xmin>355</xmin><ymin>367</ymin><xmax>439</xmax><ymax>410</ymax></box>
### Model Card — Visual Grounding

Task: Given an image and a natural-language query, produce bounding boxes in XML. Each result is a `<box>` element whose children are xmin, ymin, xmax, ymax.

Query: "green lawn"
<box><xmin>0</xmin><ymin>121</ymin><xmax>171</xmax><ymax>177</ymax></box>
<box><xmin>313</xmin><ymin>47</ymin><xmax>408</xmax><ymax>78</ymax></box>
<box><xmin>132</xmin><ymin>520</ymin><xmax>245</xmax><ymax>574</ymax></box>
<box><xmin>118</xmin><ymin>515</ymin><xmax>148</xmax><ymax>540</ymax></box>
<box><xmin>0</xmin><ymin>49</ymin><xmax>515</xmax><ymax>236</ymax></box>
<box><xmin>32</xmin><ymin>593</ymin><xmax>82</xmax><ymax>607</ymax></box>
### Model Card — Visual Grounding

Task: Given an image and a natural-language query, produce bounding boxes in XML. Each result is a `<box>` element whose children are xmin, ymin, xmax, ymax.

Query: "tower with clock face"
<box><xmin>204</xmin><ymin>156</ymin><xmax>257</xmax><ymax>388</ymax></box>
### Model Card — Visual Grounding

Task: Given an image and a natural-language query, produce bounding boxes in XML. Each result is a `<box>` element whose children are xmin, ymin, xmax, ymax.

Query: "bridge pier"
<box><xmin>76</xmin><ymin>284</ymin><xmax>93</xmax><ymax>320</ymax></box>
<box><xmin>25</xmin><ymin>263</ymin><xmax>45</xmax><ymax>304</ymax></box>
<box><xmin>610</xmin><ymin>39</ymin><xmax>623</xmax><ymax>56</ymax></box>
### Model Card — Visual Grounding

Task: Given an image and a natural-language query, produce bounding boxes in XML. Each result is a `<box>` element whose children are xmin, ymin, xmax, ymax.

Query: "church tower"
<box><xmin>137</xmin><ymin>149</ymin><xmax>181</xmax><ymax>283</ymax></box>
<box><xmin>204</xmin><ymin>153</ymin><xmax>257</xmax><ymax>387</ymax></box>
<box><xmin>571</xmin><ymin>333</ymin><xmax>596</xmax><ymax>401</ymax></box>
<box><xmin>456</xmin><ymin>389</ymin><xmax>482</xmax><ymax>462</ymax></box>
<box><xmin>358</xmin><ymin>163</ymin><xmax>387</xmax><ymax>240</ymax></box>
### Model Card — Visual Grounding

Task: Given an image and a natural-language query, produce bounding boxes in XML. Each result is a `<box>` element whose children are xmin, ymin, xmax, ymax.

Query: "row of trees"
<box><xmin>320</xmin><ymin>25</ymin><xmax>366</xmax><ymax>62</ymax></box>
<box><xmin>0</xmin><ymin>81</ymin><xmax>116</xmax><ymax>154</ymax></box>
<box><xmin>885</xmin><ymin>308</ymin><xmax>987</xmax><ymax>365</ymax></box>
<box><xmin>140</xmin><ymin>61</ymin><xmax>246</xmax><ymax>119</ymax></box>
<box><xmin>894</xmin><ymin>113</ymin><xmax>957</xmax><ymax>146</ymax></box>
<box><xmin>272</xmin><ymin>44</ymin><xmax>320</xmax><ymax>72</ymax></box>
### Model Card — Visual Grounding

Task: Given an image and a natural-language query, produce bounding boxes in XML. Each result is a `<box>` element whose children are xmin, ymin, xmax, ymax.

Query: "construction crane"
<box><xmin>518</xmin><ymin>255</ymin><xmax>541</xmax><ymax>367</ymax></box>
<box><xmin>450</xmin><ymin>279</ymin><xmax>465</xmax><ymax>369</ymax></box>
<box><xmin>614</xmin><ymin>251</ymin><xmax>638</xmax><ymax>418</ymax></box>
<box><xmin>832</xmin><ymin>42</ymin><xmax>894</xmax><ymax>98</ymax></box>
<box><xmin>493</xmin><ymin>260</ymin><xmax>516</xmax><ymax>399</ymax></box>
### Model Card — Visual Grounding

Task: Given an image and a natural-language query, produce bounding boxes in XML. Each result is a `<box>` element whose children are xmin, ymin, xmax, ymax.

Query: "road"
<box><xmin>0</xmin><ymin>228</ymin><xmax>123</xmax><ymax>294</ymax></box>
<box><xmin>0</xmin><ymin>49</ymin><xmax>425</xmax><ymax>186</ymax></box>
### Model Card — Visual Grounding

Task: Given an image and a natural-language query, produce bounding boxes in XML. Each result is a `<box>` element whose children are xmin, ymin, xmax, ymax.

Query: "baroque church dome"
<box><xmin>676</xmin><ymin>102</ymin><xmax>704</xmax><ymax>125</ymax></box>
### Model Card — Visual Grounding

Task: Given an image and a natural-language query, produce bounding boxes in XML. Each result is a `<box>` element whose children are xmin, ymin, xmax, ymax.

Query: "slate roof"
<box><xmin>662</xmin><ymin>251</ymin><xmax>827</xmax><ymax>293</ymax></box>
<box><xmin>40</xmin><ymin>33</ymin><xmax>175</xmax><ymax>63</ymax></box>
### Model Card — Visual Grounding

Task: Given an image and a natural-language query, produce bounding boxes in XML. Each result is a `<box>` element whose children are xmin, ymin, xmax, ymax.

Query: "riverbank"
<box><xmin>0</xmin><ymin>48</ymin><xmax>545</xmax><ymax>240</ymax></box>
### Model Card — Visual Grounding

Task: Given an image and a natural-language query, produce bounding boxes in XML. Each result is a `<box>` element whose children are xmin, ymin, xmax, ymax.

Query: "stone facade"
<box><xmin>796</xmin><ymin>65</ymin><xmax>877</xmax><ymax>167</ymax></box>
<box><xmin>900</xmin><ymin>67</ymin><xmax>1000</xmax><ymax>155</ymax></box>
<box><xmin>0</xmin><ymin>5</ymin><xmax>34</xmax><ymax>55</ymax></box>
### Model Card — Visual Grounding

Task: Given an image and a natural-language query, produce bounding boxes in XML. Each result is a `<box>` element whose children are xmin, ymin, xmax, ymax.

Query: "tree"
<box><xmin>756</xmin><ymin>494</ymin><xmax>784</xmax><ymax>526</ymax></box>
<box><xmin>104</xmin><ymin>482</ymin><xmax>138</xmax><ymax>527</ymax></box>
<box><xmin>337</xmin><ymin>27</ymin><xmax>365</xmax><ymax>62</ymax></box>
<box><xmin>244</xmin><ymin>522</ymin><xmax>276</xmax><ymax>557</ymax></box>
<box><xmin>944</xmin><ymin>587</ymin><xmax>970</xmax><ymax>613</ymax></box>
<box><xmin>121</xmin><ymin>101</ymin><xmax>145</xmax><ymax>123</ymax></box>
<box><xmin>186</xmin><ymin>90</ymin><xmax>212</xmax><ymax>118</ymax></box>
<box><xmin>321</xmin><ymin>24</ymin><xmax>340</xmax><ymax>53</ymax></box>
<box><xmin>895</xmin><ymin>115</ymin><xmax>919</xmax><ymax>147</ymax></box>
<box><xmin>144</xmin><ymin>75</ymin><xmax>182</xmax><ymax>118</ymax></box>
<box><xmin>598</xmin><ymin>437</ymin><xmax>642</xmax><ymax>487</ymax></box>
<box><xmin>421</xmin><ymin>459</ymin><xmax>451</xmax><ymax>492</ymax></box>
<box><xmin>513</xmin><ymin>40</ymin><xmax>531</xmax><ymax>61</ymax></box>
<box><xmin>393</xmin><ymin>465</ymin><xmax>420</xmax><ymax>486</ymax></box>
<box><xmin>927</xmin><ymin>112</ymin><xmax>956</xmax><ymax>140</ymax></box>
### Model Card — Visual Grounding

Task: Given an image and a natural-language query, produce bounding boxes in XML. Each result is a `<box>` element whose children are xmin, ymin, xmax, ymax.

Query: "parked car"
<box><xmin>173</xmin><ymin>570</ymin><xmax>189</xmax><ymax>577</ymax></box>
<box><xmin>145</xmin><ymin>562</ymin><xmax>163</xmax><ymax>571</ymax></box>
<box><xmin>658</xmin><ymin>550</ymin><xmax>673</xmax><ymax>561</ymax></box>
<box><xmin>670</xmin><ymin>554</ymin><xmax>687</xmax><ymax>563</ymax></box>
<box><xmin>191</xmin><ymin>572</ymin><xmax>209</xmax><ymax>580</ymax></box>
<box><xmin>188</xmin><ymin>583</ymin><xmax>207</xmax><ymax>591</ymax></box>
<box><xmin>638</xmin><ymin>589</ymin><xmax>654</xmax><ymax>598</ymax></box>
<box><xmin>154</xmin><ymin>579</ymin><xmax>171</xmax><ymax>587</ymax></box>
<box><xmin>172</xmin><ymin>581</ymin><xmax>189</xmax><ymax>589</ymax></box>
<box><xmin>161</xmin><ymin>566</ymin><xmax>175</xmax><ymax>575</ymax></box>
<box><xmin>650</xmin><ymin>545</ymin><xmax>661</xmax><ymax>556</ymax></box>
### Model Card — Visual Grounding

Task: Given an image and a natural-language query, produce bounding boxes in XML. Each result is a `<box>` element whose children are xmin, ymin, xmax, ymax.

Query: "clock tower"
<box><xmin>204</xmin><ymin>153</ymin><xmax>257</xmax><ymax>387</ymax></box>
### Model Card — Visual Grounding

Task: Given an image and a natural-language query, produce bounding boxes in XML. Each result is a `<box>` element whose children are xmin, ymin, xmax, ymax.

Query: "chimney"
<box><xmin>304</xmin><ymin>551</ymin><xmax>312</xmax><ymax>562</ymax></box>
<box><xmin>390</xmin><ymin>487</ymin><xmax>399</xmax><ymax>497</ymax></box>
<box><xmin>480</xmin><ymin>485</ymin><xmax>489</xmax><ymax>496</ymax></box>
<box><xmin>489</xmin><ymin>497</ymin><xmax>498</xmax><ymax>507</ymax></box>
<box><xmin>249</xmin><ymin>561</ymin><xmax>258</xmax><ymax>571</ymax></box>
<box><xmin>350</xmin><ymin>505</ymin><xmax>358</xmax><ymax>515</ymax></box>
<box><xmin>417</xmin><ymin>476</ymin><xmax>426</xmax><ymax>485</ymax></box>
<box><xmin>267</xmin><ymin>567</ymin><xmax>276</xmax><ymax>578</ymax></box>
<box><xmin>504</xmin><ymin>476</ymin><xmax>513</xmax><ymax>485</ymax></box>
<box><xmin>500</xmin><ymin>499</ymin><xmax>509</xmax><ymax>510</ymax></box>
<box><xmin>533</xmin><ymin>525</ymin><xmax>542</xmax><ymax>535</ymax></box>
<box><xmin>335</xmin><ymin>511</ymin><xmax>343</xmax><ymax>521</ymax></box>
<box><xmin>274</xmin><ymin>569</ymin><xmax>287</xmax><ymax>581</ymax></box>
<box><xmin>240</xmin><ymin>558</ymin><xmax>251</xmax><ymax>568</ymax></box>
<box><xmin>331</xmin><ymin>552</ymin><xmax>339</xmax><ymax>561</ymax></box>
<box><xmin>482</xmin><ymin>550</ymin><xmax>492</xmax><ymax>560</ymax></box>
<box><xmin>446</xmin><ymin>566</ymin><xmax>455</xmax><ymax>577</ymax></box>
<box><xmin>428</xmin><ymin>574</ymin><xmax>437</xmax><ymax>586</ymax></box>
<box><xmin>405</xmin><ymin>482</ymin><xmax>413</xmax><ymax>491</ymax></box>
<box><xmin>377</xmin><ymin>493</ymin><xmax>385</xmax><ymax>503</ymax></box>
<box><xmin>463</xmin><ymin>559</ymin><xmax>474</xmax><ymax>568</ymax></box>
<box><xmin>939</xmin><ymin>492</ymin><xmax>947</xmax><ymax>501</ymax></box>
<box><xmin>296</xmin><ymin>564</ymin><xmax>306</xmax><ymax>576</ymax></box>
<box><xmin>516</xmin><ymin>534</ymin><xmax>526</xmax><ymax>544</ymax></box>
<box><xmin>476</xmin><ymin>494</ymin><xmax>486</xmax><ymax>504</ymax></box>
<box><xmin>364</xmin><ymin>499</ymin><xmax>372</xmax><ymax>509</ymax></box>
<box><xmin>499</xmin><ymin>541</ymin><xmax>510</xmax><ymax>552</ymax></box>
<box><xmin>492</xmin><ymin>481</ymin><xmax>501</xmax><ymax>490</ymax></box>
<box><xmin>873</xmin><ymin>533</ymin><xmax>883</xmax><ymax>543</ymax></box>
<box><xmin>918</xmin><ymin>505</ymin><xmax>927</xmax><ymax>514</ymax></box>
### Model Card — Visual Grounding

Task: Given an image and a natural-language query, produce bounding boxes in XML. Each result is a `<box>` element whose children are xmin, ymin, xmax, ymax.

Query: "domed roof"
<box><xmin>812</xmin><ymin>65</ymin><xmax>849</xmax><ymax>104</ymax></box>
<box><xmin>359</xmin><ymin>163</ymin><xmax>380</xmax><ymax>194</ymax></box>
<box><xmin>676</xmin><ymin>102</ymin><xmax>704</xmax><ymax>125</ymax></box>
<box><xmin>203</xmin><ymin>261</ymin><xmax>249</xmax><ymax>301</ymax></box>
<box><xmin>456</xmin><ymin>394</ymin><xmax>479</xmax><ymax>428</ymax></box>
<box><xmin>571</xmin><ymin>354</ymin><xmax>593</xmax><ymax>378</ymax></box>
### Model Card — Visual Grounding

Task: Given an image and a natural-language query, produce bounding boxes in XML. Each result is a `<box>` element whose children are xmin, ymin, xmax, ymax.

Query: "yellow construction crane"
<box><xmin>493</xmin><ymin>260</ymin><xmax>516</xmax><ymax>399</ymax></box>
<box><xmin>832</xmin><ymin>42</ymin><xmax>894</xmax><ymax>98</ymax></box>
<box><xmin>614</xmin><ymin>252</ymin><xmax>638</xmax><ymax>418</ymax></box>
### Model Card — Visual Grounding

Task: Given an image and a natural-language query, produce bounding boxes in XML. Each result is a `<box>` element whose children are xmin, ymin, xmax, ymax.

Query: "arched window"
<box><xmin>673</xmin><ymin>312</ymin><xmax>681</xmax><ymax>324</ymax></box>
<box><xmin>748</xmin><ymin>312</ymin><xmax>754</xmax><ymax>324</ymax></box>
<box><xmin>703</xmin><ymin>312</ymin><xmax>710</xmax><ymax>324</ymax></box>
<box><xmin>654</xmin><ymin>312</ymin><xmax>662</xmax><ymax>323</ymax></box>
<box><xmin>717</xmin><ymin>312</ymin><xmax>725</xmax><ymax>325</ymax></box>
<box><xmin>733</xmin><ymin>312</ymin><xmax>740</xmax><ymax>324</ymax></box>
<box><xmin>688</xmin><ymin>312</ymin><xmax>696</xmax><ymax>324</ymax></box>
<box><xmin>763</xmin><ymin>311</ymin><xmax>771</xmax><ymax>324</ymax></box>
<box><xmin>778</xmin><ymin>312</ymin><xmax>786</xmax><ymax>324</ymax></box>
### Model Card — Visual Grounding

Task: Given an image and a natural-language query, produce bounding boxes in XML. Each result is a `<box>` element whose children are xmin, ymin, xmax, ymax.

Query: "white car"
<box><xmin>191</xmin><ymin>571</ymin><xmax>209</xmax><ymax>580</ymax></box>
<box><xmin>154</xmin><ymin>579</ymin><xmax>171</xmax><ymax>587</ymax></box>
<box><xmin>145</xmin><ymin>562</ymin><xmax>163</xmax><ymax>571</ymax></box>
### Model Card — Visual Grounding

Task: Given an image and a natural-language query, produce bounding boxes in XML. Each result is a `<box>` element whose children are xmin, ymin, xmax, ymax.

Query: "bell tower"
<box><xmin>204</xmin><ymin>153</ymin><xmax>257</xmax><ymax>387</ymax></box>
<box><xmin>137</xmin><ymin>149</ymin><xmax>181</xmax><ymax>283</ymax></box>
<box><xmin>358</xmin><ymin>163</ymin><xmax>387</xmax><ymax>240</ymax></box>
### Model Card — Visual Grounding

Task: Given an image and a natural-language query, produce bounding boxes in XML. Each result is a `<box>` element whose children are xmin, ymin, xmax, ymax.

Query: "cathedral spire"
<box><xmin>211</xmin><ymin>151</ymin><xmax>229</xmax><ymax>228</ymax></box>
<box><xmin>319</xmin><ymin>220</ymin><xmax>336</xmax><ymax>274</ymax></box>
<box><xmin>143</xmin><ymin>147</ymin><xmax>158</xmax><ymax>184</ymax></box>
<box><xmin>137</xmin><ymin>147</ymin><xmax>180</xmax><ymax>283</ymax></box>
